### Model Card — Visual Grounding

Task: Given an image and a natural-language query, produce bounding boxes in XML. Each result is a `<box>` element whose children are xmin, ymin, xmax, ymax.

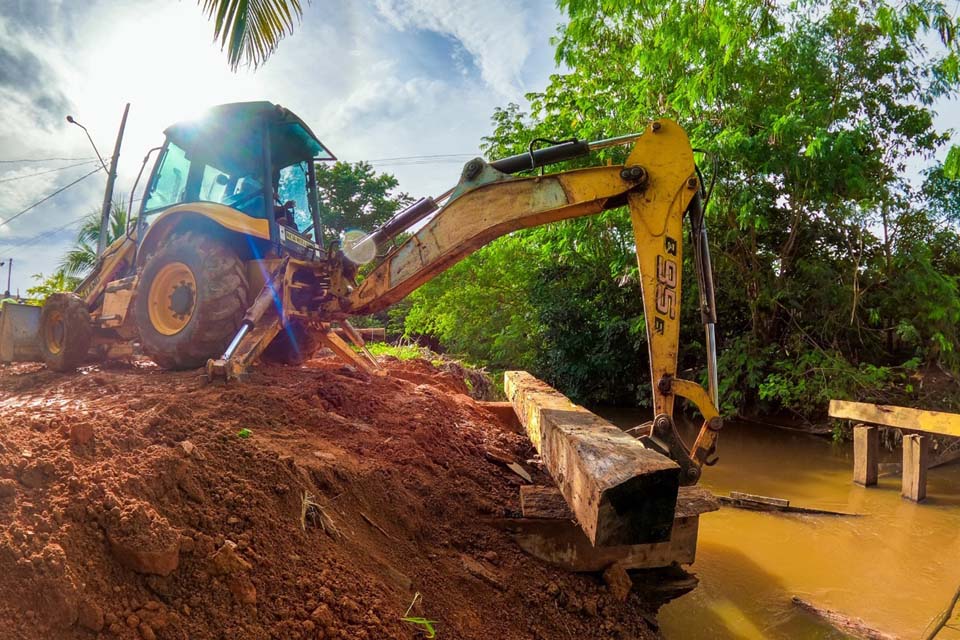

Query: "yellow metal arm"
<box><xmin>330</xmin><ymin>119</ymin><xmax>721</xmax><ymax>478</ymax></box>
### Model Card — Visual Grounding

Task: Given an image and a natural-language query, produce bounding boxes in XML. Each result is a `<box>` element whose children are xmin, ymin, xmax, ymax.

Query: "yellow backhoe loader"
<box><xmin>1</xmin><ymin>101</ymin><xmax>721</xmax><ymax>484</ymax></box>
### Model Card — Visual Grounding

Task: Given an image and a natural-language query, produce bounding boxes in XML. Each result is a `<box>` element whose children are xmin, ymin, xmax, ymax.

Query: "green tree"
<box><xmin>406</xmin><ymin>0</ymin><xmax>960</xmax><ymax>414</ymax></box>
<box><xmin>59</xmin><ymin>204</ymin><xmax>130</xmax><ymax>278</ymax></box>
<box><xmin>314</xmin><ymin>161</ymin><xmax>413</xmax><ymax>245</ymax></box>
<box><xmin>25</xmin><ymin>272</ymin><xmax>80</xmax><ymax>305</ymax></box>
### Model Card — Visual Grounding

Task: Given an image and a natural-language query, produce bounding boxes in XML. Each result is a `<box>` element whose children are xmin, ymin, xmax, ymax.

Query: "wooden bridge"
<box><xmin>829</xmin><ymin>400</ymin><xmax>960</xmax><ymax>502</ymax></box>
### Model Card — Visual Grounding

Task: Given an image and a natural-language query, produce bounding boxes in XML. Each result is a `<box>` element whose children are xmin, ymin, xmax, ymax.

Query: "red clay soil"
<box><xmin>0</xmin><ymin>355</ymin><xmax>666</xmax><ymax>640</ymax></box>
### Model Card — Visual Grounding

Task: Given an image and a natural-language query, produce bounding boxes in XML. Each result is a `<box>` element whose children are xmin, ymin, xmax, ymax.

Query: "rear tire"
<box><xmin>134</xmin><ymin>232</ymin><xmax>248</xmax><ymax>370</ymax></box>
<box><xmin>39</xmin><ymin>293</ymin><xmax>92</xmax><ymax>372</ymax></box>
<box><xmin>261</xmin><ymin>321</ymin><xmax>320</xmax><ymax>365</ymax></box>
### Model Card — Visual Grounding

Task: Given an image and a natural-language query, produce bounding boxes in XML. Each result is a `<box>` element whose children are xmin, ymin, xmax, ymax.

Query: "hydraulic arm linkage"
<box><xmin>212</xmin><ymin>119</ymin><xmax>722</xmax><ymax>482</ymax></box>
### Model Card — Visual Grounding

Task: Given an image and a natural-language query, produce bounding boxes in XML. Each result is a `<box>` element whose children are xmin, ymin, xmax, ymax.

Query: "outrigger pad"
<box><xmin>505</xmin><ymin>371</ymin><xmax>681</xmax><ymax>547</ymax></box>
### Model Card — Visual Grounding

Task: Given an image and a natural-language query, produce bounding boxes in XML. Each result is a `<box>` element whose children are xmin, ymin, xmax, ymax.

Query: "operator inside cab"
<box><xmin>140</xmin><ymin>102</ymin><xmax>335</xmax><ymax>250</ymax></box>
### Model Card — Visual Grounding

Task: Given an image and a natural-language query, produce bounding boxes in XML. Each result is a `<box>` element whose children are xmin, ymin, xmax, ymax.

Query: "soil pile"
<box><xmin>0</xmin><ymin>355</ymin><xmax>665</xmax><ymax>639</ymax></box>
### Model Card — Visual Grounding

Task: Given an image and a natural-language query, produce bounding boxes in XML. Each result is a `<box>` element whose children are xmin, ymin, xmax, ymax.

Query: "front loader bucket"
<box><xmin>0</xmin><ymin>302</ymin><xmax>41</xmax><ymax>363</ymax></box>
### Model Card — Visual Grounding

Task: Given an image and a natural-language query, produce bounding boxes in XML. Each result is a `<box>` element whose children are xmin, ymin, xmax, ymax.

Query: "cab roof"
<box><xmin>164</xmin><ymin>101</ymin><xmax>335</xmax><ymax>174</ymax></box>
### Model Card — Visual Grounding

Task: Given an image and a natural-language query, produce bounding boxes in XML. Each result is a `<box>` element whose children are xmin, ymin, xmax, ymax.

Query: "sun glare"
<box><xmin>67</xmin><ymin>3</ymin><xmax>263</xmax><ymax>180</ymax></box>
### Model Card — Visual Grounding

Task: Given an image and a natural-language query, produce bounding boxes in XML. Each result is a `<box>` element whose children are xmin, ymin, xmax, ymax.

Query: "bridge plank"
<box><xmin>829</xmin><ymin>400</ymin><xmax>960</xmax><ymax>438</ymax></box>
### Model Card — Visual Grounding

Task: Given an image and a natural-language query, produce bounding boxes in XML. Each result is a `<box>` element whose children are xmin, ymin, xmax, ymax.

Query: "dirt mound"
<box><xmin>0</xmin><ymin>356</ymin><xmax>663</xmax><ymax>639</ymax></box>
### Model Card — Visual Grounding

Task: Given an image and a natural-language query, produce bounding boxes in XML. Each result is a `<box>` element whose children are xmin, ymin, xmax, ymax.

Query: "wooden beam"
<box><xmin>791</xmin><ymin>597</ymin><xmax>898</xmax><ymax>640</ymax></box>
<box><xmin>520</xmin><ymin>485</ymin><xmax>574</xmax><ymax>520</ymax></box>
<box><xmin>493</xmin><ymin>515</ymin><xmax>700</xmax><ymax>573</ymax></box>
<box><xmin>902</xmin><ymin>434</ymin><xmax>929</xmax><ymax>502</ymax></box>
<box><xmin>829</xmin><ymin>399</ymin><xmax>960</xmax><ymax>438</ymax></box>
<box><xmin>505</xmin><ymin>371</ymin><xmax>680</xmax><ymax>546</ymax></box>
<box><xmin>729</xmin><ymin>491</ymin><xmax>788</xmax><ymax>507</ymax></box>
<box><xmin>853</xmin><ymin>425</ymin><xmax>879</xmax><ymax>487</ymax></box>
<box><xmin>718</xmin><ymin>495</ymin><xmax>861</xmax><ymax>517</ymax></box>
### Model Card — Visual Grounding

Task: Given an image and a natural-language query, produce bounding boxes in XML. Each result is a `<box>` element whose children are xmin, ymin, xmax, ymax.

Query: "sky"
<box><xmin>0</xmin><ymin>0</ymin><xmax>563</xmax><ymax>295</ymax></box>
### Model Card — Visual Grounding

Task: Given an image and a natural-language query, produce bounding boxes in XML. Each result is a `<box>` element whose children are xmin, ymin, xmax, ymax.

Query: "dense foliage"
<box><xmin>404</xmin><ymin>0</ymin><xmax>960</xmax><ymax>418</ymax></box>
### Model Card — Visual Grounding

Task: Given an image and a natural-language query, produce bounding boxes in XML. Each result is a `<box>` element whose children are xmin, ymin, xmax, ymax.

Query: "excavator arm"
<box><xmin>210</xmin><ymin>119</ymin><xmax>722</xmax><ymax>481</ymax></box>
<box><xmin>337</xmin><ymin>118</ymin><xmax>721</xmax><ymax>482</ymax></box>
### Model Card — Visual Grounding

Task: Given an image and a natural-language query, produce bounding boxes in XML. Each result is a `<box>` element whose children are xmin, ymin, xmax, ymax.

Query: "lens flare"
<box><xmin>342</xmin><ymin>229</ymin><xmax>377</xmax><ymax>265</ymax></box>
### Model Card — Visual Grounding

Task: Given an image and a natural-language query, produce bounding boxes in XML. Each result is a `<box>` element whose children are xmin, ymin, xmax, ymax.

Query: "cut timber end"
<box><xmin>853</xmin><ymin>425</ymin><xmax>879</xmax><ymax>487</ymax></box>
<box><xmin>504</xmin><ymin>370</ymin><xmax>680</xmax><ymax>547</ymax></box>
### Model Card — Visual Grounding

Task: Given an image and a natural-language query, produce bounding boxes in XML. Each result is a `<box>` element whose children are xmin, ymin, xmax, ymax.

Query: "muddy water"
<box><xmin>598</xmin><ymin>410</ymin><xmax>960</xmax><ymax>639</ymax></box>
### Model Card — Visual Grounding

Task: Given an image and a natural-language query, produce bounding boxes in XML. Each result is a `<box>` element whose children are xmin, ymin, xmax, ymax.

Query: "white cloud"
<box><xmin>372</xmin><ymin>0</ymin><xmax>533</xmax><ymax>98</ymax></box>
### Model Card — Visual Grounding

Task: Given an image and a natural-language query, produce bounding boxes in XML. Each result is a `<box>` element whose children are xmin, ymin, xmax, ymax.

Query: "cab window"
<box><xmin>200</xmin><ymin>165</ymin><xmax>230</xmax><ymax>203</ymax></box>
<box><xmin>143</xmin><ymin>143</ymin><xmax>189</xmax><ymax>211</ymax></box>
<box><xmin>276</xmin><ymin>162</ymin><xmax>313</xmax><ymax>236</ymax></box>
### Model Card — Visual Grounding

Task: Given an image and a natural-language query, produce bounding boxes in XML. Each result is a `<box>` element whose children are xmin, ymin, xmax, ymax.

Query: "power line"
<box><xmin>4</xmin><ymin>215</ymin><xmax>89</xmax><ymax>255</ymax></box>
<box><xmin>7</xmin><ymin>195</ymin><xmax>144</xmax><ymax>258</ymax></box>
<box><xmin>0</xmin><ymin>166</ymin><xmax>103</xmax><ymax>231</ymax></box>
<box><xmin>373</xmin><ymin>159</ymin><xmax>474</xmax><ymax>167</ymax></box>
<box><xmin>366</xmin><ymin>153</ymin><xmax>476</xmax><ymax>162</ymax></box>
<box><xmin>0</xmin><ymin>159</ymin><xmax>103</xmax><ymax>185</ymax></box>
<box><xmin>0</xmin><ymin>156</ymin><xmax>95</xmax><ymax>164</ymax></box>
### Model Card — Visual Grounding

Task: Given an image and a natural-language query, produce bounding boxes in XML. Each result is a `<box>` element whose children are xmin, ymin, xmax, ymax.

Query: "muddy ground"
<box><xmin>0</xmin><ymin>355</ymin><xmax>672</xmax><ymax>639</ymax></box>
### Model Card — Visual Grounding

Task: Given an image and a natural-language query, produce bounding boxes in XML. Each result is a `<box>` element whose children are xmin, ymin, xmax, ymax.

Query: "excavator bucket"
<box><xmin>0</xmin><ymin>301</ymin><xmax>42</xmax><ymax>363</ymax></box>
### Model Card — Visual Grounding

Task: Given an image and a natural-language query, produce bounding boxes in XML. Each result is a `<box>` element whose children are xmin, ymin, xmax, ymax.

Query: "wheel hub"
<box><xmin>148</xmin><ymin>261</ymin><xmax>197</xmax><ymax>336</ymax></box>
<box><xmin>44</xmin><ymin>310</ymin><xmax>65</xmax><ymax>355</ymax></box>
<box><xmin>169</xmin><ymin>281</ymin><xmax>195</xmax><ymax>319</ymax></box>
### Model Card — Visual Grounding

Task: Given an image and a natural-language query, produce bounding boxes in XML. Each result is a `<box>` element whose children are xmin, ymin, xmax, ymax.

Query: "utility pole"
<box><xmin>0</xmin><ymin>259</ymin><xmax>11</xmax><ymax>298</ymax></box>
<box><xmin>97</xmin><ymin>103</ymin><xmax>130</xmax><ymax>257</ymax></box>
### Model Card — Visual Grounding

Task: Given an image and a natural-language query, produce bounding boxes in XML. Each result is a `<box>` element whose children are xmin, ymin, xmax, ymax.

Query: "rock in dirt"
<box><xmin>18</xmin><ymin>462</ymin><xmax>51</xmax><ymax>488</ymax></box>
<box><xmin>208</xmin><ymin>540</ymin><xmax>251</xmax><ymax>576</ymax></box>
<box><xmin>105</xmin><ymin>504</ymin><xmax>181</xmax><ymax>576</ymax></box>
<box><xmin>69</xmin><ymin>422</ymin><xmax>94</xmax><ymax>446</ymax></box>
<box><xmin>77</xmin><ymin>598</ymin><xmax>104</xmax><ymax>632</ymax></box>
<box><xmin>227</xmin><ymin>574</ymin><xmax>257</xmax><ymax>605</ymax></box>
<box><xmin>461</xmin><ymin>554</ymin><xmax>504</xmax><ymax>590</ymax></box>
<box><xmin>0</xmin><ymin>478</ymin><xmax>17</xmax><ymax>498</ymax></box>
<box><xmin>603</xmin><ymin>562</ymin><xmax>633</xmax><ymax>602</ymax></box>
<box><xmin>311</xmin><ymin>603</ymin><xmax>335</xmax><ymax>627</ymax></box>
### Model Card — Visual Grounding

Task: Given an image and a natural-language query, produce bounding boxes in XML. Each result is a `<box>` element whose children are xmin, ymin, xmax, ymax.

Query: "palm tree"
<box><xmin>59</xmin><ymin>204</ymin><xmax>130</xmax><ymax>277</ymax></box>
<box><xmin>198</xmin><ymin>0</ymin><xmax>304</xmax><ymax>70</ymax></box>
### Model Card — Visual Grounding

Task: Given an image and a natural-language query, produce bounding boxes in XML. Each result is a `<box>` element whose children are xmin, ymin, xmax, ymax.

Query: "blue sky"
<box><xmin>0</xmin><ymin>0</ymin><xmax>563</xmax><ymax>294</ymax></box>
<box><xmin>0</xmin><ymin>1</ymin><xmax>956</xmax><ymax>297</ymax></box>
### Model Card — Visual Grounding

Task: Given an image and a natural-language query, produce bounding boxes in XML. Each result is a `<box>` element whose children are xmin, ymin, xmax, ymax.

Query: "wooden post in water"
<box><xmin>853</xmin><ymin>424</ymin><xmax>879</xmax><ymax>487</ymax></box>
<box><xmin>902</xmin><ymin>434</ymin><xmax>929</xmax><ymax>502</ymax></box>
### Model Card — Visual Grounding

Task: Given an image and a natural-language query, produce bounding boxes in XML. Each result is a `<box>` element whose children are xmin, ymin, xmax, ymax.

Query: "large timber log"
<box><xmin>505</xmin><ymin>371</ymin><xmax>680</xmax><ymax>546</ymax></box>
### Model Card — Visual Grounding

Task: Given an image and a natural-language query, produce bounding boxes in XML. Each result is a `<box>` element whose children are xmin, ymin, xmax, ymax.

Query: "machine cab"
<box><xmin>139</xmin><ymin>102</ymin><xmax>335</xmax><ymax>259</ymax></box>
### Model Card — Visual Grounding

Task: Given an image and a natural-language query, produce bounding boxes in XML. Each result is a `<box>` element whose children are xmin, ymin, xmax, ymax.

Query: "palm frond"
<box><xmin>59</xmin><ymin>203</ymin><xmax>130</xmax><ymax>277</ymax></box>
<box><xmin>198</xmin><ymin>0</ymin><xmax>304</xmax><ymax>71</ymax></box>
